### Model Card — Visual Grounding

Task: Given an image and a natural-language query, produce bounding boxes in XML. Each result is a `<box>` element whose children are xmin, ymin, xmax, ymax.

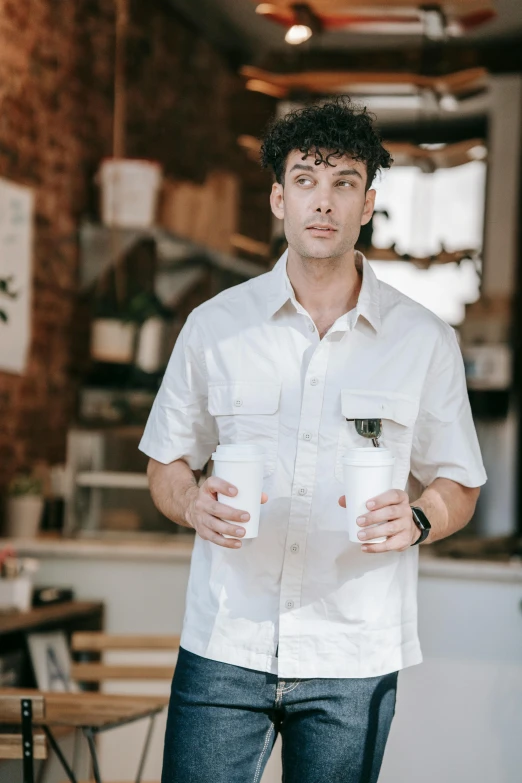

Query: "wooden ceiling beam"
<box><xmin>241</xmin><ymin>65</ymin><xmax>488</xmax><ymax>96</ymax></box>
<box><xmin>260</xmin><ymin>1</ymin><xmax>492</xmax><ymax>9</ymax></box>
<box><xmin>238</xmin><ymin>133</ymin><xmax>487</xmax><ymax>170</ymax></box>
<box><xmin>253</xmin><ymin>1</ymin><xmax>496</xmax><ymax>27</ymax></box>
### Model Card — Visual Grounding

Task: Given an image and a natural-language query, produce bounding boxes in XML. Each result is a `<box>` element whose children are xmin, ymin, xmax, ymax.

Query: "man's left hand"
<box><xmin>338</xmin><ymin>489</ymin><xmax>420</xmax><ymax>552</ymax></box>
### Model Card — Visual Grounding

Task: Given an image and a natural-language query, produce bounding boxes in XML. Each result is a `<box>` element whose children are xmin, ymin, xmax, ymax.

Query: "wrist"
<box><xmin>183</xmin><ymin>484</ymin><xmax>200</xmax><ymax>529</ymax></box>
<box><xmin>410</xmin><ymin>505</ymin><xmax>432</xmax><ymax>546</ymax></box>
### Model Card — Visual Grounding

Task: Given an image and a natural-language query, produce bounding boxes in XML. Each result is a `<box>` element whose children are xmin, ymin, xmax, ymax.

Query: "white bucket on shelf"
<box><xmin>4</xmin><ymin>496</ymin><xmax>44</xmax><ymax>539</ymax></box>
<box><xmin>90</xmin><ymin>318</ymin><xmax>137</xmax><ymax>363</ymax></box>
<box><xmin>98</xmin><ymin>158</ymin><xmax>163</xmax><ymax>228</ymax></box>
<box><xmin>0</xmin><ymin>577</ymin><xmax>33</xmax><ymax>612</ymax></box>
<box><xmin>135</xmin><ymin>317</ymin><xmax>166</xmax><ymax>373</ymax></box>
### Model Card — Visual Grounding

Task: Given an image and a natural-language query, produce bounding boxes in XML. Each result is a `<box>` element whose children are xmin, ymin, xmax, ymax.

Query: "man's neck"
<box><xmin>286</xmin><ymin>247</ymin><xmax>362</xmax><ymax>337</ymax></box>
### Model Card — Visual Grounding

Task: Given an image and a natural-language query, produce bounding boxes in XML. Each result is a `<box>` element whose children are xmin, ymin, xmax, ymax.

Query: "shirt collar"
<box><xmin>265</xmin><ymin>249</ymin><xmax>381</xmax><ymax>333</ymax></box>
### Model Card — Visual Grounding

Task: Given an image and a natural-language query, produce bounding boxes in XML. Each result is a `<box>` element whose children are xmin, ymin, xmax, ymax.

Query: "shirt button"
<box><xmin>308</xmin><ymin>323</ymin><xmax>315</xmax><ymax>332</ymax></box>
<box><xmin>302</xmin><ymin>432</ymin><xmax>312</xmax><ymax>441</ymax></box>
<box><xmin>298</xmin><ymin>487</ymin><xmax>307</xmax><ymax>496</ymax></box>
<box><xmin>234</xmin><ymin>399</ymin><xmax>243</xmax><ymax>407</ymax></box>
<box><xmin>285</xmin><ymin>600</ymin><xmax>294</xmax><ymax>609</ymax></box>
<box><xmin>310</xmin><ymin>377</ymin><xmax>319</xmax><ymax>386</ymax></box>
<box><xmin>290</xmin><ymin>543</ymin><xmax>299</xmax><ymax>554</ymax></box>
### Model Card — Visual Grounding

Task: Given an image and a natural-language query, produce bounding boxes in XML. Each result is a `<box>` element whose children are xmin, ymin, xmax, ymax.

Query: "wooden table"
<box><xmin>0</xmin><ymin>688</ymin><xmax>168</xmax><ymax>783</ymax></box>
<box><xmin>0</xmin><ymin>601</ymin><xmax>104</xmax><ymax>638</ymax></box>
<box><xmin>0</xmin><ymin>601</ymin><xmax>104</xmax><ymax>695</ymax></box>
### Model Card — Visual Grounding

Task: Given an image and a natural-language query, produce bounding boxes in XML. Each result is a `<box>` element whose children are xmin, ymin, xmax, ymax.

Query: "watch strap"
<box><xmin>410</xmin><ymin>506</ymin><xmax>431</xmax><ymax>546</ymax></box>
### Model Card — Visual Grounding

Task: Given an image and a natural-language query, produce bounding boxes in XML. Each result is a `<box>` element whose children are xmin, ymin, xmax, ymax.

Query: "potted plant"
<box><xmin>90</xmin><ymin>295</ymin><xmax>139</xmax><ymax>365</ymax></box>
<box><xmin>90</xmin><ymin>237</ymin><xmax>169</xmax><ymax>375</ymax></box>
<box><xmin>0</xmin><ymin>276</ymin><xmax>18</xmax><ymax>323</ymax></box>
<box><xmin>4</xmin><ymin>473</ymin><xmax>44</xmax><ymax>539</ymax></box>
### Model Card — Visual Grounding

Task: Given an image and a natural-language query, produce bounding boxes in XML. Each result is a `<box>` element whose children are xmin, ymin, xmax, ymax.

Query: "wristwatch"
<box><xmin>410</xmin><ymin>506</ymin><xmax>431</xmax><ymax>546</ymax></box>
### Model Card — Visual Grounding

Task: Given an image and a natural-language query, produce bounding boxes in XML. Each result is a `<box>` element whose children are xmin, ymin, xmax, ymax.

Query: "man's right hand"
<box><xmin>185</xmin><ymin>477</ymin><xmax>268</xmax><ymax>549</ymax></box>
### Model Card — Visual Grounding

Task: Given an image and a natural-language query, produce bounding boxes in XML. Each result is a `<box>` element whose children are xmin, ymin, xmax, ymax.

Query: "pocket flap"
<box><xmin>340</xmin><ymin>389</ymin><xmax>418</xmax><ymax>428</ymax></box>
<box><xmin>208</xmin><ymin>382</ymin><xmax>281</xmax><ymax>416</ymax></box>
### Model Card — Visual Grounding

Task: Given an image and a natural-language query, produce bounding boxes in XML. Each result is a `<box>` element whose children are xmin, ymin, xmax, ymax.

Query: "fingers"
<box><xmin>338</xmin><ymin>495</ymin><xmax>346</xmax><ymax>508</ymax></box>
<box><xmin>357</xmin><ymin>504</ymin><xmax>404</xmax><ymax>527</ymax></box>
<box><xmin>358</xmin><ymin>517</ymin><xmax>415</xmax><ymax>553</ymax></box>
<box><xmin>200</xmin><ymin>528</ymin><xmax>243</xmax><ymax>549</ymax></box>
<box><xmin>190</xmin><ymin>478</ymin><xmax>271</xmax><ymax>550</ymax></box>
<box><xmin>204</xmin><ymin>513</ymin><xmax>247</xmax><ymax>539</ymax></box>
<box><xmin>357</xmin><ymin>520</ymin><xmax>398</xmax><ymax>542</ymax></box>
<box><xmin>360</xmin><ymin>535</ymin><xmax>412</xmax><ymax>554</ymax></box>
<box><xmin>205</xmin><ymin>476</ymin><xmax>238</xmax><ymax>497</ymax></box>
<box><xmin>193</xmin><ymin>490</ymin><xmax>248</xmax><ymax>524</ymax></box>
<box><xmin>366</xmin><ymin>488</ymin><xmax>408</xmax><ymax>510</ymax></box>
<box><xmin>197</xmin><ymin>513</ymin><xmax>246</xmax><ymax>548</ymax></box>
<box><xmin>360</xmin><ymin>539</ymin><xmax>390</xmax><ymax>554</ymax></box>
<box><xmin>209</xmin><ymin>499</ymin><xmax>250</xmax><ymax>524</ymax></box>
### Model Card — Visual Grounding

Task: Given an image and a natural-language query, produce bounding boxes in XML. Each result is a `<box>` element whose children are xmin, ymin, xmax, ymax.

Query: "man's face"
<box><xmin>270</xmin><ymin>149</ymin><xmax>376</xmax><ymax>261</ymax></box>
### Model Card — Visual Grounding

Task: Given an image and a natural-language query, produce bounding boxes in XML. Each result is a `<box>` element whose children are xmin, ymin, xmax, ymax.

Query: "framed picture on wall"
<box><xmin>27</xmin><ymin>631</ymin><xmax>78</xmax><ymax>692</ymax></box>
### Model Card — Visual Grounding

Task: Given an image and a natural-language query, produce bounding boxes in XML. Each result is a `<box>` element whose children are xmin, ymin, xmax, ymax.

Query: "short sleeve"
<box><xmin>410</xmin><ymin>327</ymin><xmax>487</xmax><ymax>489</ymax></box>
<box><xmin>139</xmin><ymin>312</ymin><xmax>218</xmax><ymax>468</ymax></box>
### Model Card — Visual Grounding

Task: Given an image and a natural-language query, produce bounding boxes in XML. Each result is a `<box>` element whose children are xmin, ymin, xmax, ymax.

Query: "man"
<box><xmin>140</xmin><ymin>98</ymin><xmax>486</xmax><ymax>783</ymax></box>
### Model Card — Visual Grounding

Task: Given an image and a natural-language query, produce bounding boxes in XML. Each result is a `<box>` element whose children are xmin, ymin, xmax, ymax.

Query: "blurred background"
<box><xmin>0</xmin><ymin>1</ymin><xmax>521</xmax><ymax>782</ymax></box>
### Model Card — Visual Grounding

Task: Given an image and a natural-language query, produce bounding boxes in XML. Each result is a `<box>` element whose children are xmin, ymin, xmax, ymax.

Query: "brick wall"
<box><xmin>0</xmin><ymin>0</ymin><xmax>274</xmax><ymax>486</ymax></box>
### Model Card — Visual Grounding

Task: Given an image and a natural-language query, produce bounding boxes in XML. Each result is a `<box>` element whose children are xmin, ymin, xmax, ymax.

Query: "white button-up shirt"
<box><xmin>140</xmin><ymin>251</ymin><xmax>486</xmax><ymax>679</ymax></box>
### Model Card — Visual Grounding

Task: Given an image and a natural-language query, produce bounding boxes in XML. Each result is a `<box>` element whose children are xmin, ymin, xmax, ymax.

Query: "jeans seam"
<box><xmin>280</xmin><ymin>679</ymin><xmax>301</xmax><ymax>695</ymax></box>
<box><xmin>253</xmin><ymin>722</ymin><xmax>274</xmax><ymax>783</ymax></box>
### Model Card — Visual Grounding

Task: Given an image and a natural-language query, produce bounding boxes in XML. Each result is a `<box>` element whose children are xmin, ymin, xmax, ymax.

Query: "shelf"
<box><xmin>80</xmin><ymin>222</ymin><xmax>268</xmax><ymax>291</ymax></box>
<box><xmin>75</xmin><ymin>471</ymin><xmax>149</xmax><ymax>489</ymax></box>
<box><xmin>365</xmin><ymin>246</ymin><xmax>479</xmax><ymax>269</ymax></box>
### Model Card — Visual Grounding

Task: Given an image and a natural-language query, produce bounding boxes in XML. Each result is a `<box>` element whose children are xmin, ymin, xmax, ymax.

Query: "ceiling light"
<box><xmin>439</xmin><ymin>94</ymin><xmax>459</xmax><ymax>112</ymax></box>
<box><xmin>445</xmin><ymin>20</ymin><xmax>463</xmax><ymax>38</ymax></box>
<box><xmin>467</xmin><ymin>144</ymin><xmax>487</xmax><ymax>161</ymax></box>
<box><xmin>285</xmin><ymin>24</ymin><xmax>312</xmax><ymax>44</ymax></box>
<box><xmin>255</xmin><ymin>4</ymin><xmax>276</xmax><ymax>15</ymax></box>
<box><xmin>420</xmin><ymin>6</ymin><xmax>447</xmax><ymax>41</ymax></box>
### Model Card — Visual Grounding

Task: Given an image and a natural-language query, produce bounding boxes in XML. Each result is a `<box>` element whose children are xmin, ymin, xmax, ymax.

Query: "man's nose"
<box><xmin>314</xmin><ymin>184</ymin><xmax>333</xmax><ymax>213</ymax></box>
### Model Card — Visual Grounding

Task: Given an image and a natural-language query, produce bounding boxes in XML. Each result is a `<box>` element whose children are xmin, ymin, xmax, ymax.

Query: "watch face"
<box><xmin>412</xmin><ymin>506</ymin><xmax>431</xmax><ymax>530</ymax></box>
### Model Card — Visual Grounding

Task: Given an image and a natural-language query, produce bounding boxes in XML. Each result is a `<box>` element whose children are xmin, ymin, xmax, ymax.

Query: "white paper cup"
<box><xmin>212</xmin><ymin>444</ymin><xmax>265</xmax><ymax>539</ymax></box>
<box><xmin>342</xmin><ymin>448</ymin><xmax>395</xmax><ymax>545</ymax></box>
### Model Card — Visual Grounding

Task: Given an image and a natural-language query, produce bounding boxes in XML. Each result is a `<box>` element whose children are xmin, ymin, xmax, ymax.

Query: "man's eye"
<box><xmin>296</xmin><ymin>178</ymin><xmax>312</xmax><ymax>185</ymax></box>
<box><xmin>337</xmin><ymin>180</ymin><xmax>352</xmax><ymax>187</ymax></box>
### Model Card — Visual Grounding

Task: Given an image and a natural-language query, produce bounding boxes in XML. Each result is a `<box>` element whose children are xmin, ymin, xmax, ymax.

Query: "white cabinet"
<box><xmin>380</xmin><ymin>567</ymin><xmax>522</xmax><ymax>783</ymax></box>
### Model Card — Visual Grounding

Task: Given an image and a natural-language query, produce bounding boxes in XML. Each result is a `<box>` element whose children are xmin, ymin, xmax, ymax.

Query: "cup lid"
<box><xmin>212</xmin><ymin>443</ymin><xmax>266</xmax><ymax>462</ymax></box>
<box><xmin>341</xmin><ymin>447</ymin><xmax>395</xmax><ymax>467</ymax></box>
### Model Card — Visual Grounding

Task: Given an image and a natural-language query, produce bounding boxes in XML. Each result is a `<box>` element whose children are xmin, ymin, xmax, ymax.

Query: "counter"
<box><xmin>2</xmin><ymin>534</ymin><xmax>521</xmax><ymax>783</ymax></box>
<box><xmin>4</xmin><ymin>533</ymin><xmax>522</xmax><ymax>582</ymax></box>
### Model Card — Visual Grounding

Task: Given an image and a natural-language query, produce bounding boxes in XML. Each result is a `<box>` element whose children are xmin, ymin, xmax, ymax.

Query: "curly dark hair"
<box><xmin>260</xmin><ymin>97</ymin><xmax>392</xmax><ymax>189</ymax></box>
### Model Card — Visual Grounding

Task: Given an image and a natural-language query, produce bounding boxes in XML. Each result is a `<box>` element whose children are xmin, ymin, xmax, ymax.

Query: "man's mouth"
<box><xmin>307</xmin><ymin>225</ymin><xmax>337</xmax><ymax>235</ymax></box>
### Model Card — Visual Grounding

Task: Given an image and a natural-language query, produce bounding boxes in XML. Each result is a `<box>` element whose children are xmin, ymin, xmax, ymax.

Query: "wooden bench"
<box><xmin>65</xmin><ymin>632</ymin><xmax>181</xmax><ymax>783</ymax></box>
<box><xmin>0</xmin><ymin>694</ymin><xmax>47</xmax><ymax>783</ymax></box>
<box><xmin>70</xmin><ymin>632</ymin><xmax>180</xmax><ymax>684</ymax></box>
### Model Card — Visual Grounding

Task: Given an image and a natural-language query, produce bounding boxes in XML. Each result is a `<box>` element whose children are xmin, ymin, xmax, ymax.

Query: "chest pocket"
<box><xmin>335</xmin><ymin>389</ymin><xmax>419</xmax><ymax>489</ymax></box>
<box><xmin>208</xmin><ymin>382</ymin><xmax>281</xmax><ymax>478</ymax></box>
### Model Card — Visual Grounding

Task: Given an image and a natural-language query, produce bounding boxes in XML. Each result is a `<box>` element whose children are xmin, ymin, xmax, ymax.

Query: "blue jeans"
<box><xmin>161</xmin><ymin>647</ymin><xmax>398</xmax><ymax>783</ymax></box>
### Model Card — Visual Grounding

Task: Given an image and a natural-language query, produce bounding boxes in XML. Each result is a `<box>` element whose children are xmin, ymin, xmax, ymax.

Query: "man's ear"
<box><xmin>360</xmin><ymin>188</ymin><xmax>376</xmax><ymax>227</ymax></box>
<box><xmin>270</xmin><ymin>182</ymin><xmax>285</xmax><ymax>220</ymax></box>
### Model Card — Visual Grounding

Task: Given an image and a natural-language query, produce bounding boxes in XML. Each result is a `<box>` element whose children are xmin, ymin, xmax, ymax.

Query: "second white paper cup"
<box><xmin>212</xmin><ymin>444</ymin><xmax>265</xmax><ymax>539</ymax></box>
<box><xmin>342</xmin><ymin>448</ymin><xmax>395</xmax><ymax>545</ymax></box>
